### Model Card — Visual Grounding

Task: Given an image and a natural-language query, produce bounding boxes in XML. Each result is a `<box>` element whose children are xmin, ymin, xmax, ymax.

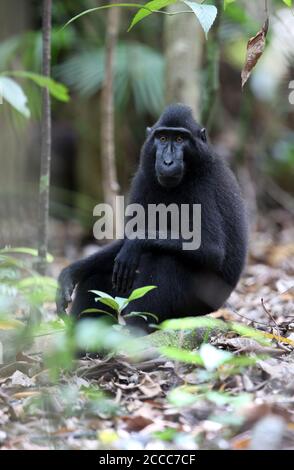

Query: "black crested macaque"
<box><xmin>56</xmin><ymin>104</ymin><xmax>248</xmax><ymax>331</ymax></box>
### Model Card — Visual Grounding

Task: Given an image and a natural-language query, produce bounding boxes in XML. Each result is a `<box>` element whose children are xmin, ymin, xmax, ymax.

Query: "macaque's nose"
<box><xmin>163</xmin><ymin>158</ymin><xmax>173</xmax><ymax>166</ymax></box>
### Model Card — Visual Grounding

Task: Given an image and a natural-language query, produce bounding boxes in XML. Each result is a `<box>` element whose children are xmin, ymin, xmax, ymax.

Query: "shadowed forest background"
<box><xmin>1</xmin><ymin>0</ymin><xmax>293</xmax><ymax>253</ymax></box>
<box><xmin>0</xmin><ymin>0</ymin><xmax>293</xmax><ymax>451</ymax></box>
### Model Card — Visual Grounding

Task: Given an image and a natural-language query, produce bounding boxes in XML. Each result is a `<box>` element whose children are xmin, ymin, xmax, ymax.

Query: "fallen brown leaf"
<box><xmin>12</xmin><ymin>391</ymin><xmax>41</xmax><ymax>399</ymax></box>
<box><xmin>217</xmin><ymin>336</ymin><xmax>285</xmax><ymax>355</ymax></box>
<box><xmin>231</xmin><ymin>432</ymin><xmax>251</xmax><ymax>450</ymax></box>
<box><xmin>267</xmin><ymin>244</ymin><xmax>294</xmax><ymax>267</ymax></box>
<box><xmin>10</xmin><ymin>370</ymin><xmax>35</xmax><ymax>388</ymax></box>
<box><xmin>138</xmin><ymin>376</ymin><xmax>162</xmax><ymax>399</ymax></box>
<box><xmin>122</xmin><ymin>415</ymin><xmax>154</xmax><ymax>432</ymax></box>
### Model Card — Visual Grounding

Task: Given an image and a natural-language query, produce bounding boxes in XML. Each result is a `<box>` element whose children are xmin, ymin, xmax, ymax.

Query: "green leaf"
<box><xmin>168</xmin><ymin>387</ymin><xmax>197</xmax><ymax>406</ymax></box>
<box><xmin>128</xmin><ymin>285</ymin><xmax>157</xmax><ymax>302</ymax></box>
<box><xmin>161</xmin><ymin>346</ymin><xmax>204</xmax><ymax>365</ymax></box>
<box><xmin>283</xmin><ymin>0</ymin><xmax>292</xmax><ymax>6</ymax></box>
<box><xmin>0</xmin><ymin>247</ymin><xmax>53</xmax><ymax>263</ymax></box>
<box><xmin>74</xmin><ymin>318</ymin><xmax>139</xmax><ymax>354</ymax></box>
<box><xmin>128</xmin><ymin>0</ymin><xmax>177</xmax><ymax>31</ymax></box>
<box><xmin>230</xmin><ymin>321</ymin><xmax>271</xmax><ymax>345</ymax></box>
<box><xmin>81</xmin><ymin>308</ymin><xmax>109</xmax><ymax>314</ymax></box>
<box><xmin>97</xmin><ymin>297</ymin><xmax>120</xmax><ymax>312</ymax></box>
<box><xmin>224</xmin><ymin>355</ymin><xmax>260</xmax><ymax>368</ymax></box>
<box><xmin>89</xmin><ymin>290</ymin><xmax>120</xmax><ymax>312</ymax></box>
<box><xmin>0</xmin><ymin>318</ymin><xmax>25</xmax><ymax>330</ymax></box>
<box><xmin>206</xmin><ymin>391</ymin><xmax>251</xmax><ymax>408</ymax></box>
<box><xmin>17</xmin><ymin>276</ymin><xmax>57</xmax><ymax>290</ymax></box>
<box><xmin>81</xmin><ymin>308</ymin><xmax>117</xmax><ymax>321</ymax></box>
<box><xmin>31</xmin><ymin>318</ymin><xmax>68</xmax><ymax>337</ymax></box>
<box><xmin>183</xmin><ymin>1</ymin><xmax>218</xmax><ymax>38</ymax></box>
<box><xmin>224</xmin><ymin>0</ymin><xmax>235</xmax><ymax>9</ymax></box>
<box><xmin>0</xmin><ymin>76</ymin><xmax>30</xmax><ymax>118</ymax></box>
<box><xmin>114</xmin><ymin>296</ymin><xmax>129</xmax><ymax>311</ymax></box>
<box><xmin>125</xmin><ymin>311</ymin><xmax>159</xmax><ymax>322</ymax></box>
<box><xmin>89</xmin><ymin>290</ymin><xmax>115</xmax><ymax>300</ymax></box>
<box><xmin>153</xmin><ymin>428</ymin><xmax>178</xmax><ymax>442</ymax></box>
<box><xmin>161</xmin><ymin>316</ymin><xmax>227</xmax><ymax>331</ymax></box>
<box><xmin>2</xmin><ymin>71</ymin><xmax>70</xmax><ymax>102</ymax></box>
<box><xmin>199</xmin><ymin>343</ymin><xmax>232</xmax><ymax>371</ymax></box>
<box><xmin>63</xmin><ymin>3</ymin><xmax>167</xmax><ymax>30</ymax></box>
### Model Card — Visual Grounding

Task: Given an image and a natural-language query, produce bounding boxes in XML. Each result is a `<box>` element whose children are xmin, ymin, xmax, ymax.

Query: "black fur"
<box><xmin>56</xmin><ymin>104</ymin><xmax>248</xmax><ymax>331</ymax></box>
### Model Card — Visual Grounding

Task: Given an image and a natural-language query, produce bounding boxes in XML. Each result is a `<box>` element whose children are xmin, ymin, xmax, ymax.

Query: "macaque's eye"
<box><xmin>160</xmin><ymin>135</ymin><xmax>167</xmax><ymax>143</ymax></box>
<box><xmin>176</xmin><ymin>136</ymin><xmax>183</xmax><ymax>143</ymax></box>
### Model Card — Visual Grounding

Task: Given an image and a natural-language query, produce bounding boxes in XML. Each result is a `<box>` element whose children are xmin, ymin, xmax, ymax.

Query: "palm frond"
<box><xmin>54</xmin><ymin>41</ymin><xmax>165</xmax><ymax>115</ymax></box>
<box><xmin>0</xmin><ymin>36</ymin><xmax>20</xmax><ymax>68</ymax></box>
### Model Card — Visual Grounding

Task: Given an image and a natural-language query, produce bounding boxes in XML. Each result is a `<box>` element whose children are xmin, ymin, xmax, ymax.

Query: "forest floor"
<box><xmin>0</xmin><ymin>213</ymin><xmax>293</xmax><ymax>450</ymax></box>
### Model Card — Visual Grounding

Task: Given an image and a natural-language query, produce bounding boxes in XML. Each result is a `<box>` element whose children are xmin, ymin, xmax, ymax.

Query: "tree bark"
<box><xmin>37</xmin><ymin>0</ymin><xmax>52</xmax><ymax>274</ymax></box>
<box><xmin>164</xmin><ymin>5</ymin><xmax>203</xmax><ymax>120</ymax></box>
<box><xmin>201</xmin><ymin>0</ymin><xmax>222</xmax><ymax>129</ymax></box>
<box><xmin>100</xmin><ymin>1</ymin><xmax>122</xmax><ymax>237</ymax></box>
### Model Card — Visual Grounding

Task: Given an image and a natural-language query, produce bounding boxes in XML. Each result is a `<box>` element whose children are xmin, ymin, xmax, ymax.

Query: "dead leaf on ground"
<box><xmin>258</xmin><ymin>357</ymin><xmax>294</xmax><ymax>381</ymax></box>
<box><xmin>138</xmin><ymin>376</ymin><xmax>163</xmax><ymax>399</ymax></box>
<box><xmin>216</xmin><ymin>336</ymin><xmax>285</xmax><ymax>355</ymax></box>
<box><xmin>267</xmin><ymin>244</ymin><xmax>294</xmax><ymax>268</ymax></box>
<box><xmin>12</xmin><ymin>391</ymin><xmax>41</xmax><ymax>399</ymax></box>
<box><xmin>231</xmin><ymin>432</ymin><xmax>251</xmax><ymax>450</ymax></box>
<box><xmin>250</xmin><ymin>414</ymin><xmax>286</xmax><ymax>450</ymax></box>
<box><xmin>10</xmin><ymin>371</ymin><xmax>35</xmax><ymax>388</ymax></box>
<box><xmin>0</xmin><ymin>361</ymin><xmax>39</xmax><ymax>378</ymax></box>
<box><xmin>122</xmin><ymin>415</ymin><xmax>154</xmax><ymax>432</ymax></box>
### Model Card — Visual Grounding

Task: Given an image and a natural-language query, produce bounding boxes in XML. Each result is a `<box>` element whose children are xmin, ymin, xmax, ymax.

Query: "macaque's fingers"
<box><xmin>56</xmin><ymin>274</ymin><xmax>74</xmax><ymax>316</ymax></box>
<box><xmin>112</xmin><ymin>260</ymin><xmax>119</xmax><ymax>290</ymax></box>
<box><xmin>64</xmin><ymin>287</ymin><xmax>73</xmax><ymax>303</ymax></box>
<box><xmin>126</xmin><ymin>264</ymin><xmax>137</xmax><ymax>292</ymax></box>
<box><xmin>121</xmin><ymin>264</ymin><xmax>131</xmax><ymax>293</ymax></box>
<box><xmin>127</xmin><ymin>276</ymin><xmax>133</xmax><ymax>293</ymax></box>
<box><xmin>113</xmin><ymin>248</ymin><xmax>140</xmax><ymax>293</ymax></box>
<box><xmin>113</xmin><ymin>260</ymin><xmax>124</xmax><ymax>292</ymax></box>
<box><xmin>56</xmin><ymin>289</ymin><xmax>68</xmax><ymax>316</ymax></box>
<box><xmin>117</xmin><ymin>262</ymin><xmax>126</xmax><ymax>293</ymax></box>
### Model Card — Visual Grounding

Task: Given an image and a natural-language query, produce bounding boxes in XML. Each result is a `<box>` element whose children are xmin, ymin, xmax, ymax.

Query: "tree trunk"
<box><xmin>164</xmin><ymin>5</ymin><xmax>203</xmax><ymax>120</ymax></box>
<box><xmin>37</xmin><ymin>0</ymin><xmax>52</xmax><ymax>274</ymax></box>
<box><xmin>201</xmin><ymin>0</ymin><xmax>222</xmax><ymax>129</ymax></box>
<box><xmin>100</xmin><ymin>1</ymin><xmax>122</xmax><ymax>238</ymax></box>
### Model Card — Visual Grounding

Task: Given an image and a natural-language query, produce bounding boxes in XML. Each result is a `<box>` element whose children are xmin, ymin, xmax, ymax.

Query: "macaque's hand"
<box><xmin>112</xmin><ymin>240</ymin><xmax>141</xmax><ymax>293</ymax></box>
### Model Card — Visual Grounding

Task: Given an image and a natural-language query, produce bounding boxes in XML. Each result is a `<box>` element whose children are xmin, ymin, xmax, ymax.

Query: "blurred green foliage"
<box><xmin>0</xmin><ymin>0</ymin><xmax>293</xmax><ymax>235</ymax></box>
<box><xmin>56</xmin><ymin>42</ymin><xmax>164</xmax><ymax>115</ymax></box>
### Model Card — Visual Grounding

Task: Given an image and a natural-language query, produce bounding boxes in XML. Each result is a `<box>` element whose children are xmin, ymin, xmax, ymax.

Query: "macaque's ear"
<box><xmin>146</xmin><ymin>127</ymin><xmax>152</xmax><ymax>137</ymax></box>
<box><xmin>200</xmin><ymin>127</ymin><xmax>207</xmax><ymax>143</ymax></box>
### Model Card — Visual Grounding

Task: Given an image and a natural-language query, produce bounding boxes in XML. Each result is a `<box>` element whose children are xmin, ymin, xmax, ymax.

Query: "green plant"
<box><xmin>64</xmin><ymin>1</ymin><xmax>218</xmax><ymax>37</ymax></box>
<box><xmin>0</xmin><ymin>247</ymin><xmax>57</xmax><ymax>314</ymax></box>
<box><xmin>64</xmin><ymin>0</ymin><xmax>293</xmax><ymax>37</ymax></box>
<box><xmin>82</xmin><ymin>285</ymin><xmax>158</xmax><ymax>326</ymax></box>
<box><xmin>0</xmin><ymin>71</ymin><xmax>69</xmax><ymax>118</ymax></box>
<box><xmin>0</xmin><ymin>247</ymin><xmax>59</xmax><ymax>362</ymax></box>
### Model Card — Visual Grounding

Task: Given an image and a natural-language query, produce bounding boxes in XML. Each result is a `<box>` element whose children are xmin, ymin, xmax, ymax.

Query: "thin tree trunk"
<box><xmin>37</xmin><ymin>0</ymin><xmax>52</xmax><ymax>274</ymax></box>
<box><xmin>164</xmin><ymin>5</ymin><xmax>203</xmax><ymax>120</ymax></box>
<box><xmin>100</xmin><ymin>1</ymin><xmax>122</xmax><ymax>237</ymax></box>
<box><xmin>201</xmin><ymin>0</ymin><xmax>222</xmax><ymax>129</ymax></box>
